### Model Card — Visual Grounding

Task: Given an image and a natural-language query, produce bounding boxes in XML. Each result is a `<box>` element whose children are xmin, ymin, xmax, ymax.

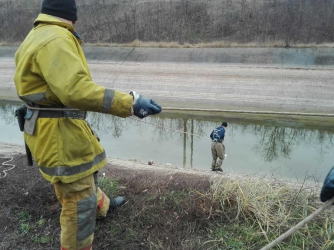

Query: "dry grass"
<box><xmin>83</xmin><ymin>40</ymin><xmax>334</xmax><ymax>49</ymax></box>
<box><xmin>0</xmin><ymin>41</ymin><xmax>12</xmax><ymax>46</ymax></box>
<box><xmin>3</xmin><ymin>38</ymin><xmax>334</xmax><ymax>48</ymax></box>
<box><xmin>211</xmin><ymin>177</ymin><xmax>313</xmax><ymax>230</ymax></box>
<box><xmin>0</xmin><ymin>41</ymin><xmax>21</xmax><ymax>46</ymax></box>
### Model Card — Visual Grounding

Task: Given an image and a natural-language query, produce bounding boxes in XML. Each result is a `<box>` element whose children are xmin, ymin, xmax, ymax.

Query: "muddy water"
<box><xmin>1</xmin><ymin>102</ymin><xmax>333</xmax><ymax>182</ymax></box>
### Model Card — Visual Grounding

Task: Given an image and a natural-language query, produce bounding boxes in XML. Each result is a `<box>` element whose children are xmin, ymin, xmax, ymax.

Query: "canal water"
<box><xmin>1</xmin><ymin>102</ymin><xmax>333</xmax><ymax>182</ymax></box>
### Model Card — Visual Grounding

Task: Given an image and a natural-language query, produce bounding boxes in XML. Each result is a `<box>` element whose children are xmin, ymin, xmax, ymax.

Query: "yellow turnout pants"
<box><xmin>54</xmin><ymin>173</ymin><xmax>110</xmax><ymax>250</ymax></box>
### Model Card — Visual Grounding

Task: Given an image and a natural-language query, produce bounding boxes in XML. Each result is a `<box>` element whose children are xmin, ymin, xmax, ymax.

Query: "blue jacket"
<box><xmin>210</xmin><ymin>126</ymin><xmax>225</xmax><ymax>142</ymax></box>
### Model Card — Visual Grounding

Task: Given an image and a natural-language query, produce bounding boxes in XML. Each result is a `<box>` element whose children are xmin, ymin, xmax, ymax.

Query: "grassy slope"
<box><xmin>1</xmin><ymin>154</ymin><xmax>333</xmax><ymax>250</ymax></box>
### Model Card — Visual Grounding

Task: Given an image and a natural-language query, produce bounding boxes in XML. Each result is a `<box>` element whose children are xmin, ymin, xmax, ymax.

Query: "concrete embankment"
<box><xmin>1</xmin><ymin>46</ymin><xmax>334</xmax><ymax>122</ymax></box>
<box><xmin>3</xmin><ymin>45</ymin><xmax>334</xmax><ymax>67</ymax></box>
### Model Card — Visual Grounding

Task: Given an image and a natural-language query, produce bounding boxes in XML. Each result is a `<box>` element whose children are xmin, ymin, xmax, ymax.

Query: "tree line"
<box><xmin>1</xmin><ymin>0</ymin><xmax>334</xmax><ymax>47</ymax></box>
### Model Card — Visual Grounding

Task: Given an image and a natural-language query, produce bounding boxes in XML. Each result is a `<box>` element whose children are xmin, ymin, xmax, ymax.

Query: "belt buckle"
<box><xmin>63</xmin><ymin>110</ymin><xmax>86</xmax><ymax>119</ymax></box>
<box><xmin>63</xmin><ymin>110</ymin><xmax>71</xmax><ymax>118</ymax></box>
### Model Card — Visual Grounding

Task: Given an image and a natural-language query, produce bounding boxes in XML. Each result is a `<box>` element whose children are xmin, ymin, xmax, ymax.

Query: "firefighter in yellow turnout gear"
<box><xmin>13</xmin><ymin>1</ymin><xmax>161</xmax><ymax>249</ymax></box>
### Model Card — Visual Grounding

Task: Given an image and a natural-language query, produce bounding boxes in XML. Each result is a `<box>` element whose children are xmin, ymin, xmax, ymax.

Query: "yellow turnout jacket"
<box><xmin>14</xmin><ymin>14</ymin><xmax>133</xmax><ymax>183</ymax></box>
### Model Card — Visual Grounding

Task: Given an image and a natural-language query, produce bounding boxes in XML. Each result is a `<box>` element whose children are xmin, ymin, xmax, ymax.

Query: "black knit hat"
<box><xmin>222</xmin><ymin>122</ymin><xmax>228</xmax><ymax>127</ymax></box>
<box><xmin>41</xmin><ymin>0</ymin><xmax>77</xmax><ymax>22</ymax></box>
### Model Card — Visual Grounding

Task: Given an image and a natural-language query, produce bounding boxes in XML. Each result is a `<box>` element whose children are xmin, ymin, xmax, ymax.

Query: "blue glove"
<box><xmin>320</xmin><ymin>166</ymin><xmax>334</xmax><ymax>202</ymax></box>
<box><xmin>130</xmin><ymin>91</ymin><xmax>162</xmax><ymax>119</ymax></box>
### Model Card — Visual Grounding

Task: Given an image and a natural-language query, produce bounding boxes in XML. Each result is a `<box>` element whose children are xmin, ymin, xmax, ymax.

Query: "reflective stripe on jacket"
<box><xmin>14</xmin><ymin>14</ymin><xmax>133</xmax><ymax>183</ymax></box>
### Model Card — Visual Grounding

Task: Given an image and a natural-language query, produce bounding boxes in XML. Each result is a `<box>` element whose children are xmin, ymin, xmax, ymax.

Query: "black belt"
<box><xmin>38</xmin><ymin>109</ymin><xmax>87</xmax><ymax>119</ymax></box>
<box><xmin>25</xmin><ymin>103</ymin><xmax>87</xmax><ymax>120</ymax></box>
<box><xmin>212</xmin><ymin>139</ymin><xmax>223</xmax><ymax>143</ymax></box>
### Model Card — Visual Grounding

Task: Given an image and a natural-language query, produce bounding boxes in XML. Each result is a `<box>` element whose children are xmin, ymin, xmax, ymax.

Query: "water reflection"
<box><xmin>235</xmin><ymin>124</ymin><xmax>333</xmax><ymax>162</ymax></box>
<box><xmin>0</xmin><ymin>102</ymin><xmax>333</xmax><ymax>181</ymax></box>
